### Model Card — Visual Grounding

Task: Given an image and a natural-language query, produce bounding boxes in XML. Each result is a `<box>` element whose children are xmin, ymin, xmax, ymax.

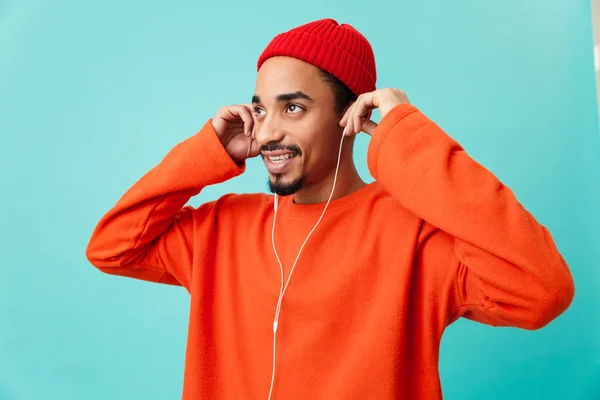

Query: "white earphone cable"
<box><xmin>267</xmin><ymin>128</ymin><xmax>347</xmax><ymax>400</ymax></box>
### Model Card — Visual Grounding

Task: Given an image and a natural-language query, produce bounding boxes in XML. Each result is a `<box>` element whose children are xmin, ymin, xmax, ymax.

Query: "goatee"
<box><xmin>267</xmin><ymin>173</ymin><xmax>306</xmax><ymax>196</ymax></box>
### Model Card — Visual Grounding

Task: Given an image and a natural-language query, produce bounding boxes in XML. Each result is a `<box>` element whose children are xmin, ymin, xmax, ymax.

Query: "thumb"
<box><xmin>362</xmin><ymin>119</ymin><xmax>378</xmax><ymax>136</ymax></box>
<box><xmin>245</xmin><ymin>138</ymin><xmax>261</xmax><ymax>159</ymax></box>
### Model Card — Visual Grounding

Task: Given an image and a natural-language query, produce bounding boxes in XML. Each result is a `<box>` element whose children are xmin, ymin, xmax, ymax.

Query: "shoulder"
<box><xmin>185</xmin><ymin>192</ymin><xmax>273</xmax><ymax>225</ymax></box>
<box><xmin>210</xmin><ymin>192</ymin><xmax>274</xmax><ymax>218</ymax></box>
<box><xmin>368</xmin><ymin>182</ymin><xmax>418</xmax><ymax>220</ymax></box>
<box><xmin>219</xmin><ymin>192</ymin><xmax>273</xmax><ymax>209</ymax></box>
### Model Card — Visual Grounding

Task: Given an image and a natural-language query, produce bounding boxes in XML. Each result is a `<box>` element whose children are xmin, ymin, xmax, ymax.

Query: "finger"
<box><xmin>344</xmin><ymin>120</ymin><xmax>358</xmax><ymax>137</ymax></box>
<box><xmin>247</xmin><ymin>137</ymin><xmax>261</xmax><ymax>159</ymax></box>
<box><xmin>361</xmin><ymin>119</ymin><xmax>378</xmax><ymax>136</ymax></box>
<box><xmin>222</xmin><ymin>105</ymin><xmax>254</xmax><ymax>136</ymax></box>
<box><xmin>246</xmin><ymin>103</ymin><xmax>260</xmax><ymax>138</ymax></box>
<box><xmin>353</xmin><ymin>114</ymin><xmax>363</xmax><ymax>135</ymax></box>
<box><xmin>236</xmin><ymin>105</ymin><xmax>255</xmax><ymax>136</ymax></box>
<box><xmin>221</xmin><ymin>106</ymin><xmax>254</xmax><ymax>136</ymax></box>
<box><xmin>244</xmin><ymin>103</ymin><xmax>258</xmax><ymax>121</ymax></box>
<box><xmin>345</xmin><ymin>102</ymin><xmax>357</xmax><ymax>135</ymax></box>
<box><xmin>352</xmin><ymin>95</ymin><xmax>374</xmax><ymax>126</ymax></box>
<box><xmin>245</xmin><ymin>138</ymin><xmax>253</xmax><ymax>160</ymax></box>
<box><xmin>339</xmin><ymin>101</ymin><xmax>356</xmax><ymax>127</ymax></box>
<box><xmin>251</xmin><ymin>137</ymin><xmax>261</xmax><ymax>157</ymax></box>
<box><xmin>350</xmin><ymin>97</ymin><xmax>368</xmax><ymax>135</ymax></box>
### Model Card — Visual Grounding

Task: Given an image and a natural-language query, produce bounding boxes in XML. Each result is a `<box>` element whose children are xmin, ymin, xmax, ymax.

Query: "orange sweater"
<box><xmin>86</xmin><ymin>104</ymin><xmax>575</xmax><ymax>399</ymax></box>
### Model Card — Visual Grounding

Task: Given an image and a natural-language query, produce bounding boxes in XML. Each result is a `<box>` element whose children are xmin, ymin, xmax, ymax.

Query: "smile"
<box><xmin>267</xmin><ymin>153</ymin><xmax>297</xmax><ymax>164</ymax></box>
<box><xmin>262</xmin><ymin>152</ymin><xmax>298</xmax><ymax>174</ymax></box>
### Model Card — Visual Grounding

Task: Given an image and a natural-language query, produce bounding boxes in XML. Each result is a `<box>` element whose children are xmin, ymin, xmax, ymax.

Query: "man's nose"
<box><xmin>255</xmin><ymin>116</ymin><xmax>285</xmax><ymax>146</ymax></box>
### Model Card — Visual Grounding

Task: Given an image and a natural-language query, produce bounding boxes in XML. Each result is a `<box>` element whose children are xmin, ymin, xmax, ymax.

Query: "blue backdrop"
<box><xmin>0</xmin><ymin>0</ymin><xmax>598</xmax><ymax>398</ymax></box>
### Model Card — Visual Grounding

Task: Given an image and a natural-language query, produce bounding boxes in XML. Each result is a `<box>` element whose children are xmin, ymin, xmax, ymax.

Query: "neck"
<box><xmin>292</xmin><ymin>157</ymin><xmax>366</xmax><ymax>205</ymax></box>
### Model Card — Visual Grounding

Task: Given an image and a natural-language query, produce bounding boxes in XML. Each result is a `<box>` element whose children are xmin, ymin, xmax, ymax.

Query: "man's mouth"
<box><xmin>266</xmin><ymin>153</ymin><xmax>298</xmax><ymax>164</ymax></box>
<box><xmin>262</xmin><ymin>151</ymin><xmax>299</xmax><ymax>173</ymax></box>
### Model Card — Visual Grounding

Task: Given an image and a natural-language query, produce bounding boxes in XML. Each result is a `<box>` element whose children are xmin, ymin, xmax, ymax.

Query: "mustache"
<box><xmin>260</xmin><ymin>142</ymin><xmax>302</xmax><ymax>155</ymax></box>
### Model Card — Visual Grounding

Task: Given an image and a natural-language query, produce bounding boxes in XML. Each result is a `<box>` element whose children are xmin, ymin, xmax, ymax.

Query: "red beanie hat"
<box><xmin>257</xmin><ymin>18</ymin><xmax>376</xmax><ymax>97</ymax></box>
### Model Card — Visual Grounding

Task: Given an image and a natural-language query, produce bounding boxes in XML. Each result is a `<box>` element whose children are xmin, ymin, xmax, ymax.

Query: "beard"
<box><xmin>267</xmin><ymin>172</ymin><xmax>307</xmax><ymax>196</ymax></box>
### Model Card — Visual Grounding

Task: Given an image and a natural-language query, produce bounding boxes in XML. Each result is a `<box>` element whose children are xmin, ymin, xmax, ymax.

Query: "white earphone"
<box><xmin>267</xmin><ymin>127</ymin><xmax>347</xmax><ymax>399</ymax></box>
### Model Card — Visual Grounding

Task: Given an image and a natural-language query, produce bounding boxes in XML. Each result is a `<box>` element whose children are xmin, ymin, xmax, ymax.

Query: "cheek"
<box><xmin>303</xmin><ymin>138</ymin><xmax>338</xmax><ymax>174</ymax></box>
<box><xmin>294</xmin><ymin>114</ymin><xmax>341</xmax><ymax>169</ymax></box>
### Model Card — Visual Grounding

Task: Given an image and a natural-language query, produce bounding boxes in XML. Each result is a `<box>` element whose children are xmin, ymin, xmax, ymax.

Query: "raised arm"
<box><xmin>366</xmin><ymin>101</ymin><xmax>574</xmax><ymax>330</ymax></box>
<box><xmin>86</xmin><ymin>105</ymin><xmax>260</xmax><ymax>291</ymax></box>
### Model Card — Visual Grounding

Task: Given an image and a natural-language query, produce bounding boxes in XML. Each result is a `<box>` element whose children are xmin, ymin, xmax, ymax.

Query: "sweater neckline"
<box><xmin>280</xmin><ymin>181</ymin><xmax>382</xmax><ymax>218</ymax></box>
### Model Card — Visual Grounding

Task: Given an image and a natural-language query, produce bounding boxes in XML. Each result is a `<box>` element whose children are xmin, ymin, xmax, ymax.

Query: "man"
<box><xmin>86</xmin><ymin>18</ymin><xmax>575</xmax><ymax>399</ymax></box>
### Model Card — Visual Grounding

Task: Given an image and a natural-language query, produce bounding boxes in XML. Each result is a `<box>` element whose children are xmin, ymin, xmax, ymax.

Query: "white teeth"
<box><xmin>268</xmin><ymin>154</ymin><xmax>295</xmax><ymax>164</ymax></box>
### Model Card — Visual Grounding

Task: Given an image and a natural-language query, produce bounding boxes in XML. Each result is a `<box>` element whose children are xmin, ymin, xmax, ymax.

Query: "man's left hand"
<box><xmin>339</xmin><ymin>88</ymin><xmax>410</xmax><ymax>136</ymax></box>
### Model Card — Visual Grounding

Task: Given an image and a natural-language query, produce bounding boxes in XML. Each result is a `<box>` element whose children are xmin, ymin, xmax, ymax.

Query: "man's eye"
<box><xmin>254</xmin><ymin>107</ymin><xmax>265</xmax><ymax>116</ymax></box>
<box><xmin>287</xmin><ymin>104</ymin><xmax>303</xmax><ymax>113</ymax></box>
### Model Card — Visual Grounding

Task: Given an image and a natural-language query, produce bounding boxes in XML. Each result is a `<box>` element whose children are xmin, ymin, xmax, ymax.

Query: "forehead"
<box><xmin>255</xmin><ymin>57</ymin><xmax>328</xmax><ymax>100</ymax></box>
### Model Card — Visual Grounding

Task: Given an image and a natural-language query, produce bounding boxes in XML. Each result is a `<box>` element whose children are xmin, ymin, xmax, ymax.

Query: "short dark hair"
<box><xmin>318</xmin><ymin>69</ymin><xmax>357</xmax><ymax>114</ymax></box>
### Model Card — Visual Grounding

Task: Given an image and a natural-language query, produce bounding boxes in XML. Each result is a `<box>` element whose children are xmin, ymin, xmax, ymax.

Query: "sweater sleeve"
<box><xmin>85</xmin><ymin>119</ymin><xmax>244</xmax><ymax>292</ymax></box>
<box><xmin>367</xmin><ymin>104</ymin><xmax>575</xmax><ymax>330</ymax></box>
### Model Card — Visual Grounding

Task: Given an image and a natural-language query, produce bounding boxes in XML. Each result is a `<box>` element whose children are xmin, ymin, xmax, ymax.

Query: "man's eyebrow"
<box><xmin>276</xmin><ymin>91</ymin><xmax>314</xmax><ymax>102</ymax></box>
<box><xmin>252</xmin><ymin>91</ymin><xmax>314</xmax><ymax>104</ymax></box>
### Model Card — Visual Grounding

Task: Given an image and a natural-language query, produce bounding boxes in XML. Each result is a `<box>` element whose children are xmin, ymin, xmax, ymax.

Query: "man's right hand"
<box><xmin>211</xmin><ymin>104</ymin><xmax>261</xmax><ymax>165</ymax></box>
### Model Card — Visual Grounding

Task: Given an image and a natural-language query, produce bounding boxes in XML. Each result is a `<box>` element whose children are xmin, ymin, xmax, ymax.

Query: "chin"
<box><xmin>267</xmin><ymin>172</ymin><xmax>306</xmax><ymax>196</ymax></box>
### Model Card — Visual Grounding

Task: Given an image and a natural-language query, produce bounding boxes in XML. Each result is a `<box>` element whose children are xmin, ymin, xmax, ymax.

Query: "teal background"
<box><xmin>1</xmin><ymin>0</ymin><xmax>598</xmax><ymax>398</ymax></box>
